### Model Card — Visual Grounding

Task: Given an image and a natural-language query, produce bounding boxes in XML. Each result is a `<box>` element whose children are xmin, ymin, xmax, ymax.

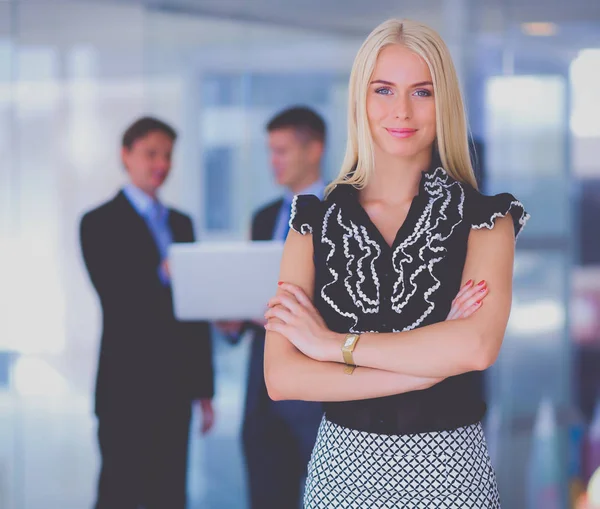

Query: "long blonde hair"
<box><xmin>326</xmin><ymin>18</ymin><xmax>477</xmax><ymax>195</ymax></box>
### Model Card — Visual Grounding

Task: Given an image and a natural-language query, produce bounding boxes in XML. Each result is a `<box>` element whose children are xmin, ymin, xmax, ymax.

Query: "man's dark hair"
<box><xmin>266</xmin><ymin>106</ymin><xmax>326</xmax><ymax>144</ymax></box>
<box><xmin>121</xmin><ymin>116</ymin><xmax>177</xmax><ymax>150</ymax></box>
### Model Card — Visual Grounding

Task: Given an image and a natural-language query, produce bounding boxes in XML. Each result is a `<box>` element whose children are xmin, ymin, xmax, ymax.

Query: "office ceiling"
<box><xmin>103</xmin><ymin>0</ymin><xmax>600</xmax><ymax>37</ymax></box>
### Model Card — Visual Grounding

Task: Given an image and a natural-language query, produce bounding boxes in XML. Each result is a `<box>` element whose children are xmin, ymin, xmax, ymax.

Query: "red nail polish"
<box><xmin>477</xmin><ymin>280</ymin><xmax>485</xmax><ymax>286</ymax></box>
<box><xmin>476</xmin><ymin>300</ymin><xmax>482</xmax><ymax>305</ymax></box>
<box><xmin>479</xmin><ymin>288</ymin><xmax>486</xmax><ymax>293</ymax></box>
<box><xmin>465</xmin><ymin>279</ymin><xmax>473</xmax><ymax>286</ymax></box>
<box><xmin>278</xmin><ymin>281</ymin><xmax>283</xmax><ymax>286</ymax></box>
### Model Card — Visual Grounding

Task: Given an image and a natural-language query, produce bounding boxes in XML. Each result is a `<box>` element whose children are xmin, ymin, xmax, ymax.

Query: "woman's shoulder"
<box><xmin>461</xmin><ymin>184</ymin><xmax>530</xmax><ymax>240</ymax></box>
<box><xmin>289</xmin><ymin>182</ymin><xmax>357</xmax><ymax>236</ymax></box>
<box><xmin>289</xmin><ymin>194</ymin><xmax>325</xmax><ymax>236</ymax></box>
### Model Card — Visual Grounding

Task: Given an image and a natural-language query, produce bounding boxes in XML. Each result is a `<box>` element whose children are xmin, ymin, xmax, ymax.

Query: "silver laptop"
<box><xmin>169</xmin><ymin>241</ymin><xmax>284</xmax><ymax>321</ymax></box>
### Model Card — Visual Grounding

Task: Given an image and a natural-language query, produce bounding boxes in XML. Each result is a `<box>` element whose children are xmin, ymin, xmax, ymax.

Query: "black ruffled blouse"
<box><xmin>289</xmin><ymin>165</ymin><xmax>529</xmax><ymax>435</ymax></box>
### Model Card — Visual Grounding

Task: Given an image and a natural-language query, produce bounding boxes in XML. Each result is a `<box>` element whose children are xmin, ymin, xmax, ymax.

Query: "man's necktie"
<box><xmin>281</xmin><ymin>199</ymin><xmax>292</xmax><ymax>240</ymax></box>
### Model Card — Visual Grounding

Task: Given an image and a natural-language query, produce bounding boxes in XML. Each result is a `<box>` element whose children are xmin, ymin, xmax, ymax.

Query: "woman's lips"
<box><xmin>385</xmin><ymin>128</ymin><xmax>418</xmax><ymax>138</ymax></box>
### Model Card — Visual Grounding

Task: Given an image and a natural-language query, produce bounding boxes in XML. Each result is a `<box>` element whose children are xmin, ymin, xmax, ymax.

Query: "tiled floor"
<box><xmin>0</xmin><ymin>337</ymin><xmax>250</xmax><ymax>509</ymax></box>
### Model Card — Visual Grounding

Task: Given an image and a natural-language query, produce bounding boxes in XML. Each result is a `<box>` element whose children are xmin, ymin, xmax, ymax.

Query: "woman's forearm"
<box><xmin>316</xmin><ymin>215</ymin><xmax>516</xmax><ymax>379</ymax></box>
<box><xmin>265</xmin><ymin>349</ymin><xmax>443</xmax><ymax>402</ymax></box>
<box><xmin>347</xmin><ymin>317</ymin><xmax>503</xmax><ymax>379</ymax></box>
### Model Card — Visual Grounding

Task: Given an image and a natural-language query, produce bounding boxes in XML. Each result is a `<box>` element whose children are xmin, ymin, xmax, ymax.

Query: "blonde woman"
<box><xmin>264</xmin><ymin>18</ymin><xmax>528</xmax><ymax>508</ymax></box>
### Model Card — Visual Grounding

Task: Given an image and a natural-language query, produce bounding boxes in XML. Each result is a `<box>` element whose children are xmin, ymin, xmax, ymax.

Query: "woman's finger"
<box><xmin>278</xmin><ymin>294</ymin><xmax>304</xmax><ymax>315</ymax></box>
<box><xmin>454</xmin><ymin>280</ymin><xmax>486</xmax><ymax>301</ymax></box>
<box><xmin>264</xmin><ymin>320</ymin><xmax>290</xmax><ymax>337</ymax></box>
<box><xmin>447</xmin><ymin>282</ymin><xmax>488</xmax><ymax>320</ymax></box>
<box><xmin>460</xmin><ymin>301</ymin><xmax>483</xmax><ymax>318</ymax></box>
<box><xmin>447</xmin><ymin>304</ymin><xmax>462</xmax><ymax>320</ymax></box>
<box><xmin>453</xmin><ymin>280</ymin><xmax>486</xmax><ymax>310</ymax></box>
<box><xmin>268</xmin><ymin>293</ymin><xmax>303</xmax><ymax>316</ymax></box>
<box><xmin>278</xmin><ymin>282</ymin><xmax>314</xmax><ymax>310</ymax></box>
<box><xmin>454</xmin><ymin>287</ymin><xmax>488</xmax><ymax>318</ymax></box>
<box><xmin>268</xmin><ymin>290</ymin><xmax>296</xmax><ymax>308</ymax></box>
<box><xmin>452</xmin><ymin>279</ymin><xmax>474</xmax><ymax>304</ymax></box>
<box><xmin>264</xmin><ymin>306</ymin><xmax>295</xmax><ymax>324</ymax></box>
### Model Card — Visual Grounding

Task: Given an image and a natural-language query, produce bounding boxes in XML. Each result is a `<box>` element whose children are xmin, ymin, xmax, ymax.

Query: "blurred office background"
<box><xmin>1</xmin><ymin>0</ymin><xmax>600</xmax><ymax>507</ymax></box>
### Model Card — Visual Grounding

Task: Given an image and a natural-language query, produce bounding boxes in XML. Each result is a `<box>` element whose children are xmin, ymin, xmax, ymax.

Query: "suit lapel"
<box><xmin>114</xmin><ymin>191</ymin><xmax>162</xmax><ymax>264</ymax></box>
<box><xmin>267</xmin><ymin>200</ymin><xmax>284</xmax><ymax>241</ymax></box>
<box><xmin>168</xmin><ymin>212</ymin><xmax>186</xmax><ymax>243</ymax></box>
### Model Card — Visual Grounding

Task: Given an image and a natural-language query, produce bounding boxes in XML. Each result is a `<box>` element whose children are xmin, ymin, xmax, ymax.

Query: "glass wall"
<box><xmin>570</xmin><ymin>44</ymin><xmax>600</xmax><ymax>508</ymax></box>
<box><xmin>1</xmin><ymin>2</ymin><xmax>148</xmax><ymax>508</ymax></box>
<box><xmin>1</xmin><ymin>5</ymin><xmax>18</xmax><ymax>508</ymax></box>
<box><xmin>0</xmin><ymin>1</ymin><xmax>598</xmax><ymax>508</ymax></box>
<box><xmin>484</xmin><ymin>73</ymin><xmax>571</xmax><ymax>508</ymax></box>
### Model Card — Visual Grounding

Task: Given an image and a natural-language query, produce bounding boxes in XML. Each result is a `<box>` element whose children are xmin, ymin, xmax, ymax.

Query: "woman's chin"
<box><xmin>373</xmin><ymin>139</ymin><xmax>432</xmax><ymax>162</ymax></box>
<box><xmin>381</xmin><ymin>147</ymin><xmax>421</xmax><ymax>160</ymax></box>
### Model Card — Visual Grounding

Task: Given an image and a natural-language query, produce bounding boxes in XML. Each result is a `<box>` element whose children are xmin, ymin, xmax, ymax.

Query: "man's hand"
<box><xmin>215</xmin><ymin>321</ymin><xmax>244</xmax><ymax>336</ymax></box>
<box><xmin>195</xmin><ymin>398</ymin><xmax>215</xmax><ymax>435</ymax></box>
<box><xmin>576</xmin><ymin>494</ymin><xmax>600</xmax><ymax>509</ymax></box>
<box><xmin>161</xmin><ymin>259</ymin><xmax>171</xmax><ymax>279</ymax></box>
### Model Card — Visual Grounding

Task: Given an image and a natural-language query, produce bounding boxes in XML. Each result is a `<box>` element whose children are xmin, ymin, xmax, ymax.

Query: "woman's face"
<box><xmin>366</xmin><ymin>44</ymin><xmax>437</xmax><ymax>162</ymax></box>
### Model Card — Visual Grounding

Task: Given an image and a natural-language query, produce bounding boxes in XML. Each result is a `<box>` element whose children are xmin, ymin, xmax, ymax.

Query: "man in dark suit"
<box><xmin>220</xmin><ymin>107</ymin><xmax>326</xmax><ymax>509</ymax></box>
<box><xmin>80</xmin><ymin>117</ymin><xmax>215</xmax><ymax>509</ymax></box>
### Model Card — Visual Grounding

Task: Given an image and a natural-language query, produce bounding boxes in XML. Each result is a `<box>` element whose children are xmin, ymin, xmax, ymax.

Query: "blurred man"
<box><xmin>80</xmin><ymin>117</ymin><xmax>215</xmax><ymax>509</ymax></box>
<box><xmin>221</xmin><ymin>106</ymin><xmax>326</xmax><ymax>509</ymax></box>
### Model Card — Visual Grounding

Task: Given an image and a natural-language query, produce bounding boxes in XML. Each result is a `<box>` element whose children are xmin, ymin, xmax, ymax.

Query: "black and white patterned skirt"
<box><xmin>304</xmin><ymin>417</ymin><xmax>500</xmax><ymax>508</ymax></box>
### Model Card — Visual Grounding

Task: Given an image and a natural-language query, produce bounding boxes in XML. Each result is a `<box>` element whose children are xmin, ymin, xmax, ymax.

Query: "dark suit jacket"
<box><xmin>243</xmin><ymin>198</ymin><xmax>322</xmax><ymax>425</ymax></box>
<box><xmin>80</xmin><ymin>191</ymin><xmax>214</xmax><ymax>417</ymax></box>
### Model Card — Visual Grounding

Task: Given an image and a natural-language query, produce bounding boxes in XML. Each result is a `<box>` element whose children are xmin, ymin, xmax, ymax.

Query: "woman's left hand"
<box><xmin>264</xmin><ymin>282</ymin><xmax>342</xmax><ymax>362</ymax></box>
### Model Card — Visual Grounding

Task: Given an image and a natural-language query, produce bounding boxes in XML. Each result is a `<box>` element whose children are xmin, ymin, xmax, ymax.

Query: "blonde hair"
<box><xmin>326</xmin><ymin>18</ymin><xmax>477</xmax><ymax>195</ymax></box>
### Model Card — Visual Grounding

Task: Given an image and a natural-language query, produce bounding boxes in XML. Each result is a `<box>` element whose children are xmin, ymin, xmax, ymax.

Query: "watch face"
<box><xmin>344</xmin><ymin>336</ymin><xmax>355</xmax><ymax>348</ymax></box>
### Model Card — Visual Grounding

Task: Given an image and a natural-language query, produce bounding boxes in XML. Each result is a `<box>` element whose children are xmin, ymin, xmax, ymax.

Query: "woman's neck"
<box><xmin>361</xmin><ymin>150</ymin><xmax>432</xmax><ymax>204</ymax></box>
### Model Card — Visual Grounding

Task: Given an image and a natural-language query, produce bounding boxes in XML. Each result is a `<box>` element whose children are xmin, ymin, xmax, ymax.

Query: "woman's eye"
<box><xmin>375</xmin><ymin>87</ymin><xmax>393</xmax><ymax>96</ymax></box>
<box><xmin>414</xmin><ymin>89</ymin><xmax>432</xmax><ymax>97</ymax></box>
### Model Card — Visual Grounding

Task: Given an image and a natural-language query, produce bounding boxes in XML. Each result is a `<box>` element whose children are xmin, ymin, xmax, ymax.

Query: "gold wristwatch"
<box><xmin>341</xmin><ymin>333</ymin><xmax>360</xmax><ymax>375</ymax></box>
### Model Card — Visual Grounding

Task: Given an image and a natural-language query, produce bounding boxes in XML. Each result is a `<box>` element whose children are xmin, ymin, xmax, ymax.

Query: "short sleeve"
<box><xmin>289</xmin><ymin>194</ymin><xmax>321</xmax><ymax>235</ymax></box>
<box><xmin>469</xmin><ymin>192</ymin><xmax>530</xmax><ymax>240</ymax></box>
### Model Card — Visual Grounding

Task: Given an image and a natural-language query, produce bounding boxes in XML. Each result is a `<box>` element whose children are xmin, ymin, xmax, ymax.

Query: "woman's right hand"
<box><xmin>446</xmin><ymin>279</ymin><xmax>488</xmax><ymax>320</ymax></box>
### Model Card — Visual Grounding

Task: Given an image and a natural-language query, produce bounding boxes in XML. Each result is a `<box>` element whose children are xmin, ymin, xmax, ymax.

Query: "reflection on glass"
<box><xmin>483</xmin><ymin>74</ymin><xmax>570</xmax><ymax>508</ymax></box>
<box><xmin>570</xmin><ymin>49</ymin><xmax>600</xmax><ymax>138</ymax></box>
<box><xmin>509</xmin><ymin>298</ymin><xmax>565</xmax><ymax>336</ymax></box>
<box><xmin>485</xmin><ymin>75</ymin><xmax>568</xmax><ymax>238</ymax></box>
<box><xmin>1</xmin><ymin>239</ymin><xmax>66</xmax><ymax>353</ymax></box>
<box><xmin>13</xmin><ymin>357</ymin><xmax>67</xmax><ymax>396</ymax></box>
